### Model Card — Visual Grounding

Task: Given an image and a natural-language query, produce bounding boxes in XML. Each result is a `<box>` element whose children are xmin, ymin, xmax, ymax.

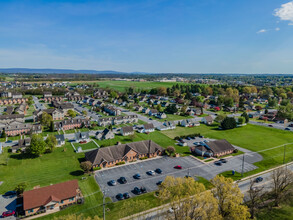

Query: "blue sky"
<box><xmin>1</xmin><ymin>0</ymin><xmax>293</xmax><ymax>73</ymax></box>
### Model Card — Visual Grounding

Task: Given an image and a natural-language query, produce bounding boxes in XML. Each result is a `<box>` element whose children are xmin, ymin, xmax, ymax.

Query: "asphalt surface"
<box><xmin>33</xmin><ymin>96</ymin><xmax>46</xmax><ymax>110</ymax></box>
<box><xmin>0</xmin><ymin>195</ymin><xmax>16</xmax><ymax>219</ymax></box>
<box><xmin>95</xmin><ymin>153</ymin><xmax>262</xmax><ymax>202</ymax></box>
<box><xmin>72</xmin><ymin>102</ymin><xmax>101</xmax><ymax>121</ymax></box>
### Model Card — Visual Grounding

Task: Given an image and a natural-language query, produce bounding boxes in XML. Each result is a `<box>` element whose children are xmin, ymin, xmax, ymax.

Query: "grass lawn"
<box><xmin>74</xmin><ymin>141</ymin><xmax>98</xmax><ymax>151</ymax></box>
<box><xmin>162</xmin><ymin>123</ymin><xmax>293</xmax><ymax>177</ymax></box>
<box><xmin>0</xmin><ymin>143</ymin><xmax>85</xmax><ymax>194</ymax></box>
<box><xmin>256</xmin><ymin>202</ymin><xmax>293</xmax><ymax>220</ymax></box>
<box><xmin>157</xmin><ymin>114</ymin><xmax>193</xmax><ymax>122</ymax></box>
<box><xmin>25</xmin><ymin>105</ymin><xmax>35</xmax><ymax>117</ymax></box>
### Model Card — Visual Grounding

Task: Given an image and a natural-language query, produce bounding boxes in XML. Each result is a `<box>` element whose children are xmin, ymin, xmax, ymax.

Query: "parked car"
<box><xmin>108</xmin><ymin>180</ymin><xmax>117</xmax><ymax>186</ymax></box>
<box><xmin>116</xmin><ymin>193</ymin><xmax>124</xmax><ymax>200</ymax></box>
<box><xmin>214</xmin><ymin>161</ymin><xmax>222</xmax><ymax>166</ymax></box>
<box><xmin>3</xmin><ymin>191</ymin><xmax>16</xmax><ymax>197</ymax></box>
<box><xmin>186</xmin><ymin>137</ymin><xmax>191</xmax><ymax>140</ymax></box>
<box><xmin>133</xmin><ymin>187</ymin><xmax>141</xmax><ymax>195</ymax></box>
<box><xmin>140</xmin><ymin>186</ymin><xmax>147</xmax><ymax>193</ymax></box>
<box><xmin>5</xmin><ymin>140</ymin><xmax>13</xmax><ymax>143</ymax></box>
<box><xmin>155</xmin><ymin>168</ymin><xmax>162</xmax><ymax>174</ymax></box>
<box><xmin>285</xmin><ymin>128</ymin><xmax>291</xmax><ymax>131</ymax></box>
<box><xmin>156</xmin><ymin>180</ymin><xmax>163</xmax><ymax>185</ymax></box>
<box><xmin>268</xmin><ymin>124</ymin><xmax>273</xmax><ymax>127</ymax></box>
<box><xmin>133</xmin><ymin>173</ymin><xmax>141</xmax><ymax>179</ymax></box>
<box><xmin>123</xmin><ymin>193</ymin><xmax>130</xmax><ymax>199</ymax></box>
<box><xmin>79</xmin><ymin>140</ymin><xmax>87</xmax><ymax>144</ymax></box>
<box><xmin>219</xmin><ymin>158</ymin><xmax>227</xmax><ymax>163</ymax></box>
<box><xmin>185</xmin><ymin>175</ymin><xmax>192</xmax><ymax>178</ymax></box>
<box><xmin>119</xmin><ymin>177</ymin><xmax>127</xmax><ymax>184</ymax></box>
<box><xmin>174</xmin><ymin>165</ymin><xmax>182</xmax><ymax>169</ymax></box>
<box><xmin>2</xmin><ymin>210</ymin><xmax>15</xmax><ymax>217</ymax></box>
<box><xmin>147</xmin><ymin>170</ymin><xmax>155</xmax><ymax>176</ymax></box>
<box><xmin>149</xmin><ymin>118</ymin><xmax>153</xmax><ymax>120</ymax></box>
<box><xmin>255</xmin><ymin>177</ymin><xmax>263</xmax><ymax>183</ymax></box>
<box><xmin>199</xmin><ymin>135</ymin><xmax>204</xmax><ymax>138</ymax></box>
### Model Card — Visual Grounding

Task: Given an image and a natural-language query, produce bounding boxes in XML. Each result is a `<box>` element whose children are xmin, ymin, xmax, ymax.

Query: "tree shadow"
<box><xmin>9</xmin><ymin>153</ymin><xmax>37</xmax><ymax>160</ymax></box>
<box><xmin>70</xmin><ymin>170</ymin><xmax>84</xmax><ymax>176</ymax></box>
<box><xmin>78</xmin><ymin>157</ymin><xmax>86</xmax><ymax>163</ymax></box>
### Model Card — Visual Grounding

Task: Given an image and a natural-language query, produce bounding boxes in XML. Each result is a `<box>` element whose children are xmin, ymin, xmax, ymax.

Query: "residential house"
<box><xmin>156</xmin><ymin>112</ymin><xmax>166</xmax><ymax>119</ymax></box>
<box><xmin>2</xmin><ymin>123</ymin><xmax>41</xmax><ymax>136</ymax></box>
<box><xmin>55</xmin><ymin>134</ymin><xmax>65</xmax><ymax>147</ymax></box>
<box><xmin>202</xmin><ymin>116</ymin><xmax>214</xmax><ymax>125</ymax></box>
<box><xmin>142</xmin><ymin>107</ymin><xmax>150</xmax><ymax>114</ymax></box>
<box><xmin>23</xmin><ymin>180</ymin><xmax>81</xmax><ymax>217</ymax></box>
<box><xmin>52</xmin><ymin>101</ymin><xmax>74</xmax><ymax>114</ymax></box>
<box><xmin>96</xmin><ymin>128</ymin><xmax>115</xmax><ymax>140</ymax></box>
<box><xmin>11</xmin><ymin>138</ymin><xmax>31</xmax><ymax>153</ymax></box>
<box><xmin>12</xmin><ymin>92</ymin><xmax>22</xmax><ymax>99</ymax></box>
<box><xmin>93</xmin><ymin>89</ymin><xmax>108</xmax><ymax>99</ymax></box>
<box><xmin>53</xmin><ymin>119</ymin><xmax>90</xmax><ymax>131</ymax></box>
<box><xmin>0</xmin><ymin>114</ymin><xmax>25</xmax><ymax>124</ymax></box>
<box><xmin>140</xmin><ymin>123</ymin><xmax>155</xmax><ymax>133</ymax></box>
<box><xmin>43</xmin><ymin>92</ymin><xmax>52</xmax><ymax>98</ymax></box>
<box><xmin>104</xmin><ymin>105</ymin><xmax>121</xmax><ymax>116</ymax></box>
<box><xmin>98</xmin><ymin>115</ymin><xmax>138</xmax><ymax>127</ymax></box>
<box><xmin>148</xmin><ymin>109</ymin><xmax>158</xmax><ymax>116</ymax></box>
<box><xmin>120</xmin><ymin>126</ymin><xmax>134</xmax><ymax>136</ymax></box>
<box><xmin>190</xmin><ymin>139</ymin><xmax>235</xmax><ymax>158</ymax></box>
<box><xmin>74</xmin><ymin>132</ymin><xmax>90</xmax><ymax>143</ymax></box>
<box><xmin>5</xmin><ymin>106</ymin><xmax>14</xmax><ymax>115</ymax></box>
<box><xmin>15</xmin><ymin>103</ymin><xmax>28</xmax><ymax>115</ymax></box>
<box><xmin>180</xmin><ymin>119</ymin><xmax>200</xmax><ymax>127</ymax></box>
<box><xmin>85</xmin><ymin>140</ymin><xmax>164</xmax><ymax>168</ymax></box>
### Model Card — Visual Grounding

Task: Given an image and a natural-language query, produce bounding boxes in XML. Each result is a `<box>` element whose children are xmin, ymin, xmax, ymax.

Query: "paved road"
<box><xmin>72</xmin><ymin>102</ymin><xmax>101</xmax><ymax>122</ymax></box>
<box><xmin>33</xmin><ymin>96</ymin><xmax>46</xmax><ymax>110</ymax></box>
<box><xmin>0</xmin><ymin>195</ymin><xmax>16</xmax><ymax>220</ymax></box>
<box><xmin>128</xmin><ymin>163</ymin><xmax>293</xmax><ymax>220</ymax></box>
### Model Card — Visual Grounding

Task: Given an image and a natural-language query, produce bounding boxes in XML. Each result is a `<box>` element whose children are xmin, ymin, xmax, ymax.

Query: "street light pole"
<box><xmin>103</xmin><ymin>191</ymin><xmax>106</xmax><ymax>220</ymax></box>
<box><xmin>283</xmin><ymin>144</ymin><xmax>286</xmax><ymax>164</ymax></box>
<box><xmin>241</xmin><ymin>154</ymin><xmax>245</xmax><ymax>177</ymax></box>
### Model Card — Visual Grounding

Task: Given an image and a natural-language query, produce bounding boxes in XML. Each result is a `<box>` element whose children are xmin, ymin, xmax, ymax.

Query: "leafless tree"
<box><xmin>247</xmin><ymin>180</ymin><xmax>265</xmax><ymax>219</ymax></box>
<box><xmin>271</xmin><ymin>167</ymin><xmax>293</xmax><ymax>207</ymax></box>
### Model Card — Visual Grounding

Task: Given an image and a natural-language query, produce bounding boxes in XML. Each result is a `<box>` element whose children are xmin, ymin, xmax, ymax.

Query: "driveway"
<box><xmin>0</xmin><ymin>195</ymin><xmax>16</xmax><ymax>219</ymax></box>
<box><xmin>33</xmin><ymin>96</ymin><xmax>46</xmax><ymax>110</ymax></box>
<box><xmin>95</xmin><ymin>154</ymin><xmax>262</xmax><ymax>202</ymax></box>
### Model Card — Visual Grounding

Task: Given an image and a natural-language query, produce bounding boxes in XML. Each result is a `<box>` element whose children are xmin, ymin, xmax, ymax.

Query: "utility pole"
<box><xmin>103</xmin><ymin>191</ymin><xmax>106</xmax><ymax>220</ymax></box>
<box><xmin>241</xmin><ymin>154</ymin><xmax>245</xmax><ymax>177</ymax></box>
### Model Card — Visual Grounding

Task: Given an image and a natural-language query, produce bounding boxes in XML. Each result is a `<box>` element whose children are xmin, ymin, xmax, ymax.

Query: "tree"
<box><xmin>29</xmin><ymin>134</ymin><xmax>46</xmax><ymax>156</ymax></box>
<box><xmin>241</xmin><ymin>112</ymin><xmax>249</xmax><ymax>123</ymax></box>
<box><xmin>68</xmin><ymin>109</ymin><xmax>77</xmax><ymax>118</ymax></box>
<box><xmin>157</xmin><ymin>87</ymin><xmax>167</xmax><ymax>96</ymax></box>
<box><xmin>165</xmin><ymin>104</ymin><xmax>178</xmax><ymax>114</ymax></box>
<box><xmin>166</xmin><ymin>146</ymin><xmax>176</xmax><ymax>156</ymax></box>
<box><xmin>156</xmin><ymin>104</ymin><xmax>162</xmax><ymax>112</ymax></box>
<box><xmin>40</xmin><ymin>112</ymin><xmax>53</xmax><ymax>128</ymax></box>
<box><xmin>238</xmin><ymin>116</ymin><xmax>245</xmax><ymax>124</ymax></box>
<box><xmin>247</xmin><ymin>180</ymin><xmax>265</xmax><ymax>219</ymax></box>
<box><xmin>215</xmin><ymin>114</ymin><xmax>226</xmax><ymax>123</ymax></box>
<box><xmin>221</xmin><ymin>117</ymin><xmax>237</xmax><ymax>130</ymax></box>
<box><xmin>82</xmin><ymin>110</ymin><xmax>87</xmax><ymax>116</ymax></box>
<box><xmin>211</xmin><ymin>175</ymin><xmax>250</xmax><ymax>219</ymax></box>
<box><xmin>159</xmin><ymin>176</ymin><xmax>221</xmax><ymax>220</ymax></box>
<box><xmin>45</xmin><ymin>135</ymin><xmax>57</xmax><ymax>152</ymax></box>
<box><xmin>271</xmin><ymin>167</ymin><xmax>293</xmax><ymax>207</ymax></box>
<box><xmin>80</xmin><ymin>161</ymin><xmax>92</xmax><ymax>173</ymax></box>
<box><xmin>1</xmin><ymin>130</ymin><xmax>6</xmax><ymax>139</ymax></box>
<box><xmin>27</xmin><ymin>96</ymin><xmax>33</xmax><ymax>105</ymax></box>
<box><xmin>14</xmin><ymin>182</ymin><xmax>27</xmax><ymax>195</ymax></box>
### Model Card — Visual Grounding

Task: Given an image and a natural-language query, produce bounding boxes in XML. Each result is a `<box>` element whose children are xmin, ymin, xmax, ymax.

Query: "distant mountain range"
<box><xmin>0</xmin><ymin>68</ymin><xmax>133</xmax><ymax>74</ymax></box>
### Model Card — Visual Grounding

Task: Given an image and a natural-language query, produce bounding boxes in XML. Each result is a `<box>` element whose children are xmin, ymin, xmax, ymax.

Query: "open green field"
<box><xmin>0</xmin><ymin>143</ymin><xmax>84</xmax><ymax>194</ymax></box>
<box><xmin>74</xmin><ymin>141</ymin><xmax>98</xmax><ymax>151</ymax></box>
<box><xmin>162</xmin><ymin>123</ymin><xmax>293</xmax><ymax>175</ymax></box>
<box><xmin>71</xmin><ymin>80</ymin><xmax>188</xmax><ymax>92</ymax></box>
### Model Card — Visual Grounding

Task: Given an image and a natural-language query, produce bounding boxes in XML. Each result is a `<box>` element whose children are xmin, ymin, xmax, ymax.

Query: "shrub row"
<box><xmin>139</xmin><ymin>156</ymin><xmax>148</xmax><ymax>160</ymax></box>
<box><xmin>115</xmin><ymin>161</ymin><xmax>126</xmax><ymax>166</ymax></box>
<box><xmin>174</xmin><ymin>133</ymin><xmax>201</xmax><ymax>140</ymax></box>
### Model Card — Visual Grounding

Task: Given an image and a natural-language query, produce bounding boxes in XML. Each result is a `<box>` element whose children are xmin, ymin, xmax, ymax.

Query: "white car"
<box><xmin>147</xmin><ymin>170</ymin><xmax>155</xmax><ymax>175</ymax></box>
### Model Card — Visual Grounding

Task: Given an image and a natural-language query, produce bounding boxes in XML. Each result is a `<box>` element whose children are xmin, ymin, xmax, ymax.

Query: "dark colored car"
<box><xmin>2</xmin><ymin>210</ymin><xmax>15</xmax><ymax>217</ymax></box>
<box><xmin>116</xmin><ymin>193</ymin><xmax>124</xmax><ymax>200</ymax></box>
<box><xmin>185</xmin><ymin>175</ymin><xmax>192</xmax><ymax>178</ymax></box>
<box><xmin>255</xmin><ymin>177</ymin><xmax>263</xmax><ymax>183</ymax></box>
<box><xmin>155</xmin><ymin>168</ymin><xmax>162</xmax><ymax>174</ymax></box>
<box><xmin>214</xmin><ymin>161</ymin><xmax>222</xmax><ymax>166</ymax></box>
<box><xmin>219</xmin><ymin>158</ymin><xmax>227</xmax><ymax>163</ymax></box>
<box><xmin>119</xmin><ymin>177</ymin><xmax>127</xmax><ymax>184</ymax></box>
<box><xmin>186</xmin><ymin>137</ymin><xmax>191</xmax><ymax>140</ymax></box>
<box><xmin>5</xmin><ymin>140</ymin><xmax>12</xmax><ymax>143</ymax></box>
<box><xmin>133</xmin><ymin>173</ymin><xmax>141</xmax><ymax>179</ymax></box>
<box><xmin>285</xmin><ymin>128</ymin><xmax>291</xmax><ymax>131</ymax></box>
<box><xmin>199</xmin><ymin>135</ymin><xmax>204</xmax><ymax>138</ymax></box>
<box><xmin>149</xmin><ymin>118</ymin><xmax>153</xmax><ymax>120</ymax></box>
<box><xmin>3</xmin><ymin>191</ymin><xmax>16</xmax><ymax>197</ymax></box>
<box><xmin>156</xmin><ymin>180</ymin><xmax>163</xmax><ymax>185</ymax></box>
<box><xmin>268</xmin><ymin>124</ymin><xmax>273</xmax><ymax>127</ymax></box>
<box><xmin>174</xmin><ymin>165</ymin><xmax>182</xmax><ymax>169</ymax></box>
<box><xmin>146</xmin><ymin>170</ymin><xmax>155</xmax><ymax>175</ymax></box>
<box><xmin>133</xmin><ymin>187</ymin><xmax>141</xmax><ymax>195</ymax></box>
<box><xmin>108</xmin><ymin>180</ymin><xmax>117</xmax><ymax>186</ymax></box>
<box><xmin>140</xmin><ymin>187</ymin><xmax>147</xmax><ymax>193</ymax></box>
<box><xmin>123</xmin><ymin>193</ymin><xmax>130</xmax><ymax>199</ymax></box>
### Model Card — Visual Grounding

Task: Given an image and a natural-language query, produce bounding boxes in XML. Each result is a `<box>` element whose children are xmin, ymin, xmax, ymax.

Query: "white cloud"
<box><xmin>275</xmin><ymin>27</ymin><xmax>280</xmax><ymax>31</ymax></box>
<box><xmin>257</xmin><ymin>29</ymin><xmax>267</xmax><ymax>34</ymax></box>
<box><xmin>274</xmin><ymin>1</ymin><xmax>293</xmax><ymax>25</ymax></box>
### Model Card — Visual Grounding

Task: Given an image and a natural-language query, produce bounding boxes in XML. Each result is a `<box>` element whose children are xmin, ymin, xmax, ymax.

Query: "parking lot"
<box><xmin>95</xmin><ymin>154</ymin><xmax>262</xmax><ymax>202</ymax></box>
<box><xmin>0</xmin><ymin>195</ymin><xmax>16</xmax><ymax>219</ymax></box>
